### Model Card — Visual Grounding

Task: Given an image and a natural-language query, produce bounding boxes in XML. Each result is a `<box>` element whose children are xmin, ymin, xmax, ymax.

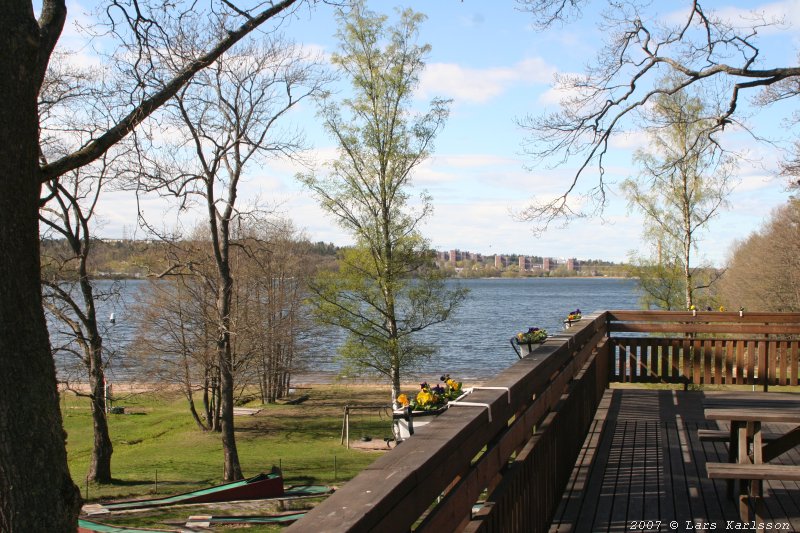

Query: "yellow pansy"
<box><xmin>416</xmin><ymin>390</ymin><xmax>434</xmax><ymax>406</ymax></box>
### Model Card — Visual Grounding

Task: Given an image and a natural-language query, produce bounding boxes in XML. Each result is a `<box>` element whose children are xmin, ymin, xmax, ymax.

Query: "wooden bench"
<box><xmin>706</xmin><ymin>462</ymin><xmax>800</xmax><ymax>481</ymax></box>
<box><xmin>698</xmin><ymin>429</ymin><xmax>777</xmax><ymax>443</ymax></box>
<box><xmin>707</xmin><ymin>462</ymin><xmax>800</xmax><ymax>522</ymax></box>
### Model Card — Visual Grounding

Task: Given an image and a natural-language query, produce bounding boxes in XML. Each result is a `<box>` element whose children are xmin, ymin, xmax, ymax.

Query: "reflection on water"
<box><xmin>49</xmin><ymin>277</ymin><xmax>640</xmax><ymax>382</ymax></box>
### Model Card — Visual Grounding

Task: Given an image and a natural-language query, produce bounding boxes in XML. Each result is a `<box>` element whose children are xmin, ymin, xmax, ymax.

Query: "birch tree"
<box><xmin>299</xmin><ymin>1</ymin><xmax>467</xmax><ymax>406</ymax></box>
<box><xmin>621</xmin><ymin>84</ymin><xmax>735</xmax><ymax>309</ymax></box>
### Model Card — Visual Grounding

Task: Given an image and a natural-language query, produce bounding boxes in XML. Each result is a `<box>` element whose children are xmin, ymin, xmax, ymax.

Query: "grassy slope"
<box><xmin>64</xmin><ymin>384</ymin><xmax>394</xmax><ymax>531</ymax></box>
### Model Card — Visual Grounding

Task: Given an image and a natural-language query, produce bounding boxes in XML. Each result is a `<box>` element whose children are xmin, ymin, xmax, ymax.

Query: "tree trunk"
<box><xmin>87</xmin><ymin>342</ymin><xmax>113</xmax><ymax>482</ymax></box>
<box><xmin>184</xmin><ymin>381</ymin><xmax>208</xmax><ymax>431</ymax></box>
<box><xmin>684</xmin><ymin>217</ymin><xmax>693</xmax><ymax>310</ymax></box>
<box><xmin>81</xmin><ymin>274</ymin><xmax>113</xmax><ymax>483</ymax></box>
<box><xmin>390</xmin><ymin>365</ymin><xmax>401</xmax><ymax>408</ymax></box>
<box><xmin>0</xmin><ymin>7</ymin><xmax>81</xmax><ymax>529</ymax></box>
<box><xmin>218</xmin><ymin>279</ymin><xmax>242</xmax><ymax>481</ymax></box>
<box><xmin>213</xmin><ymin>382</ymin><xmax>222</xmax><ymax>432</ymax></box>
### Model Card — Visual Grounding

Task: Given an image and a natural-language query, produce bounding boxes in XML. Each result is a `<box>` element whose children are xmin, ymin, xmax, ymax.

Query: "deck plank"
<box><xmin>550</xmin><ymin>389</ymin><xmax>800</xmax><ymax>532</ymax></box>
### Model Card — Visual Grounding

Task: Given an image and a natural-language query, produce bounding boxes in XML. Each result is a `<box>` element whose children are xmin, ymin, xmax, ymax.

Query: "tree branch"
<box><xmin>40</xmin><ymin>0</ymin><xmax>300</xmax><ymax>182</ymax></box>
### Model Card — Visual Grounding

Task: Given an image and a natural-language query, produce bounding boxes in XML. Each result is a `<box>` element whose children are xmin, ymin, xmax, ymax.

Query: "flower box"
<box><xmin>514</xmin><ymin>338</ymin><xmax>546</xmax><ymax>356</ymax></box>
<box><xmin>392</xmin><ymin>406</ymin><xmax>447</xmax><ymax>440</ymax></box>
<box><xmin>511</xmin><ymin>327</ymin><xmax>548</xmax><ymax>358</ymax></box>
<box><xmin>392</xmin><ymin>376</ymin><xmax>463</xmax><ymax>441</ymax></box>
<box><xmin>563</xmin><ymin>309</ymin><xmax>582</xmax><ymax>328</ymax></box>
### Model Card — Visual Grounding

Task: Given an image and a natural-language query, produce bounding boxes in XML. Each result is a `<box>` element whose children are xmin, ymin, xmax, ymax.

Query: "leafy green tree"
<box><xmin>626</xmin><ymin>240</ymin><xmax>688</xmax><ymax>311</ymax></box>
<box><xmin>621</xmin><ymin>83</ymin><xmax>734</xmax><ymax>309</ymax></box>
<box><xmin>299</xmin><ymin>2</ymin><xmax>467</xmax><ymax>405</ymax></box>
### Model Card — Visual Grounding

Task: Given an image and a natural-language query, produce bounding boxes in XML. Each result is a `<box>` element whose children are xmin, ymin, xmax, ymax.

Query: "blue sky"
<box><xmin>67</xmin><ymin>0</ymin><xmax>800</xmax><ymax>266</ymax></box>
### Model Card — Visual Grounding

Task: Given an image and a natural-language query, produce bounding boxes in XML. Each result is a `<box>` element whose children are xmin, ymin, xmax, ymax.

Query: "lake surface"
<box><xmin>50</xmin><ymin>277</ymin><xmax>641</xmax><ymax>383</ymax></box>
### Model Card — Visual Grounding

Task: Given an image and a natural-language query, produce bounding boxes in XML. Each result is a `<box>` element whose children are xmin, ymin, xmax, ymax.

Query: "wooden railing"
<box><xmin>608</xmin><ymin>311</ymin><xmax>800</xmax><ymax>389</ymax></box>
<box><xmin>286</xmin><ymin>311</ymin><xmax>800</xmax><ymax>532</ymax></box>
<box><xmin>287</xmin><ymin>314</ymin><xmax>611</xmax><ymax>533</ymax></box>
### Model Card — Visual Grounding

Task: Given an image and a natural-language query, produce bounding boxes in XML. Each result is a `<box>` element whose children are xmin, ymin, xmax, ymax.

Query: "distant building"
<box><xmin>543</xmin><ymin>257</ymin><xmax>552</xmax><ymax>271</ymax></box>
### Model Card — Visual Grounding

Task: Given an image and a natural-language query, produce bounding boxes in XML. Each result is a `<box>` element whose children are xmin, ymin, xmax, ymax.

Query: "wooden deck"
<box><xmin>550</xmin><ymin>389</ymin><xmax>800</xmax><ymax>532</ymax></box>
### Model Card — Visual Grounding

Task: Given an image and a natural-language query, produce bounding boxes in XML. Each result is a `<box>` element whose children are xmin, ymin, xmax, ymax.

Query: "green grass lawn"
<box><xmin>64</xmin><ymin>384</ymin><xmax>394</xmax><ymax>531</ymax></box>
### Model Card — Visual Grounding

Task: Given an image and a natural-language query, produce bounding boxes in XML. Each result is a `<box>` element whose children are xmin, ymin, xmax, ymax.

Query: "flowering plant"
<box><xmin>401</xmin><ymin>374</ymin><xmax>463</xmax><ymax>412</ymax></box>
<box><xmin>567</xmin><ymin>308</ymin><xmax>582</xmax><ymax>321</ymax></box>
<box><xmin>516</xmin><ymin>327</ymin><xmax>548</xmax><ymax>344</ymax></box>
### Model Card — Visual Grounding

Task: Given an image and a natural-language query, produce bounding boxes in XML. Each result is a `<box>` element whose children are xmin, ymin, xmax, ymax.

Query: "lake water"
<box><xmin>50</xmin><ymin>277</ymin><xmax>641</xmax><ymax>383</ymax></box>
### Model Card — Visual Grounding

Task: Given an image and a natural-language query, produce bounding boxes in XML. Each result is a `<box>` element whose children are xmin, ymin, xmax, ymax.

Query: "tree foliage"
<box><xmin>622</xmin><ymin>83</ymin><xmax>734</xmax><ymax>309</ymax></box>
<box><xmin>517</xmin><ymin>0</ymin><xmax>800</xmax><ymax>229</ymax></box>
<box><xmin>718</xmin><ymin>198</ymin><xmax>800</xmax><ymax>312</ymax></box>
<box><xmin>299</xmin><ymin>1</ymin><xmax>467</xmax><ymax>405</ymax></box>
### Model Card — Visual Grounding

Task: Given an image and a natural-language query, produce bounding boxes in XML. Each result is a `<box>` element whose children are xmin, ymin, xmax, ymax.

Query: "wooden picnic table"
<box><xmin>703</xmin><ymin>394</ymin><xmax>800</xmax><ymax>523</ymax></box>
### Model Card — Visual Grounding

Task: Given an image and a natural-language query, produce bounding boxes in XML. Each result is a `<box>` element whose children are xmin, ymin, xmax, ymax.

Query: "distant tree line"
<box><xmin>40</xmin><ymin>238</ymin><xmax>340</xmax><ymax>279</ymax></box>
<box><xmin>717</xmin><ymin>199</ymin><xmax>800</xmax><ymax>312</ymax></box>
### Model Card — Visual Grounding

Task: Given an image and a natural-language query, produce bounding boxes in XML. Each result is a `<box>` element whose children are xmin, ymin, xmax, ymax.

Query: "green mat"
<box><xmin>283</xmin><ymin>484</ymin><xmax>333</xmax><ymax>496</ymax></box>
<box><xmin>78</xmin><ymin>519</ymin><xmax>173</xmax><ymax>533</ymax></box>
<box><xmin>190</xmin><ymin>512</ymin><xmax>307</xmax><ymax>524</ymax></box>
<box><xmin>101</xmin><ymin>473</ymin><xmax>276</xmax><ymax>510</ymax></box>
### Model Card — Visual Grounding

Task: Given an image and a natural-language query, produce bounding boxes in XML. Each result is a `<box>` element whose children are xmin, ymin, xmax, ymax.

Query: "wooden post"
<box><xmin>340</xmin><ymin>406</ymin><xmax>347</xmax><ymax>445</ymax></box>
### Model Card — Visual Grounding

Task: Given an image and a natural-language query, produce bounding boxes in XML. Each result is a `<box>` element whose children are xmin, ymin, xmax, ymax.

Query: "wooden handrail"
<box><xmin>286</xmin><ymin>314</ymin><xmax>611</xmax><ymax>533</ymax></box>
<box><xmin>607</xmin><ymin>311</ymin><xmax>800</xmax><ymax>390</ymax></box>
<box><xmin>286</xmin><ymin>311</ymin><xmax>800</xmax><ymax>532</ymax></box>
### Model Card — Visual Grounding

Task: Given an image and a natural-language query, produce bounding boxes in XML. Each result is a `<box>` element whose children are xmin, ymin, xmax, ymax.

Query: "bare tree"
<box><xmin>132</xmin><ymin>271</ymin><xmax>220</xmax><ymax>431</ymax></box>
<box><xmin>517</xmin><ymin>0</ymin><xmax>800</xmax><ymax>229</ymax></box>
<box><xmin>40</xmin><ymin>161</ymin><xmax>119</xmax><ymax>483</ymax></box>
<box><xmin>0</xmin><ymin>0</ymin><xmax>316</xmax><ymax>529</ymax></box>
<box><xmin>137</xmin><ymin>35</ymin><xmax>326</xmax><ymax>481</ymax></box>
<box><xmin>37</xmin><ymin>48</ymin><xmax>133</xmax><ymax>484</ymax></box>
<box><xmin>234</xmin><ymin>220</ymin><xmax>314</xmax><ymax>403</ymax></box>
<box><xmin>134</xmin><ymin>219</ymin><xmax>314</xmax><ymax>431</ymax></box>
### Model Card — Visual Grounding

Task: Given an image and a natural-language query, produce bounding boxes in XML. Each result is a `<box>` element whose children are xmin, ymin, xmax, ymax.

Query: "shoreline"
<box><xmin>59</xmin><ymin>374</ymin><xmax>488</xmax><ymax>395</ymax></box>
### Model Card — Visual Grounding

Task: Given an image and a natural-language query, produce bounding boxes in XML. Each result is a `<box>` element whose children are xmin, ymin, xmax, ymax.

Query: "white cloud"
<box><xmin>418</xmin><ymin>57</ymin><xmax>556</xmax><ymax>104</ymax></box>
<box><xmin>734</xmin><ymin>172</ymin><xmax>778</xmax><ymax>193</ymax></box>
<box><xmin>712</xmin><ymin>0</ymin><xmax>800</xmax><ymax>35</ymax></box>
<box><xmin>536</xmin><ymin>72</ymin><xmax>585</xmax><ymax>106</ymax></box>
<box><xmin>609</xmin><ymin>131</ymin><xmax>649</xmax><ymax>151</ymax></box>
<box><xmin>663</xmin><ymin>0</ymin><xmax>800</xmax><ymax>35</ymax></box>
<box><xmin>430</xmin><ymin>153</ymin><xmax>520</xmax><ymax>169</ymax></box>
<box><xmin>423</xmin><ymin>199</ymin><xmax>642</xmax><ymax>262</ymax></box>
